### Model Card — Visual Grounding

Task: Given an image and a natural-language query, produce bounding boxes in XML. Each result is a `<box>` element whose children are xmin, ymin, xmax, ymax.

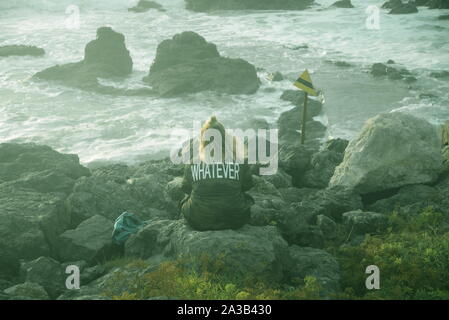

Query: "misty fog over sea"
<box><xmin>1</xmin><ymin>0</ymin><xmax>448</xmax><ymax>165</ymax></box>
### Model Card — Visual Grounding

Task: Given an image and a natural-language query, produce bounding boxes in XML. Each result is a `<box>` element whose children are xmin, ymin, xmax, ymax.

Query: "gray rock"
<box><xmin>330</xmin><ymin>112</ymin><xmax>442</xmax><ymax>194</ymax></box>
<box><xmin>0</xmin><ymin>185</ymin><xmax>68</xmax><ymax>265</ymax></box>
<box><xmin>67</xmin><ymin>167</ymin><xmax>176</xmax><ymax>224</ymax></box>
<box><xmin>382</xmin><ymin>0</ymin><xmax>402</xmax><ymax>8</ymax></box>
<box><xmin>20</xmin><ymin>257</ymin><xmax>64</xmax><ymax>299</ymax></box>
<box><xmin>57</xmin><ymin>215</ymin><xmax>115</xmax><ymax>263</ymax></box>
<box><xmin>126</xmin><ymin>220</ymin><xmax>291</xmax><ymax>282</ymax></box>
<box><xmin>342</xmin><ymin>210</ymin><xmax>389</xmax><ymax>235</ymax></box>
<box><xmin>287</xmin><ymin>246</ymin><xmax>340</xmax><ymax>295</ymax></box>
<box><xmin>302</xmin><ymin>139</ymin><xmax>349</xmax><ymax>189</ymax></box>
<box><xmin>4</xmin><ymin>282</ymin><xmax>49</xmax><ymax>300</ymax></box>
<box><xmin>389</xmin><ymin>3</ymin><xmax>418</xmax><ymax>13</ymax></box>
<box><xmin>0</xmin><ymin>45</ymin><xmax>45</xmax><ymax>57</ymax></box>
<box><xmin>278</xmin><ymin>187</ymin><xmax>318</xmax><ymax>204</ymax></box>
<box><xmin>34</xmin><ymin>27</ymin><xmax>133</xmax><ymax>92</ymax></box>
<box><xmin>128</xmin><ymin>0</ymin><xmax>165</xmax><ymax>12</ymax></box>
<box><xmin>165</xmin><ymin>177</ymin><xmax>184</xmax><ymax>202</ymax></box>
<box><xmin>0</xmin><ymin>142</ymin><xmax>90</xmax><ymax>183</ymax></box>
<box><xmin>143</xmin><ymin>31</ymin><xmax>260</xmax><ymax>96</ymax></box>
<box><xmin>368</xmin><ymin>184</ymin><xmax>438</xmax><ymax>214</ymax></box>
<box><xmin>185</xmin><ymin>0</ymin><xmax>314</xmax><ymax>12</ymax></box>
<box><xmin>331</xmin><ymin>0</ymin><xmax>354</xmax><ymax>8</ymax></box>
<box><xmin>317</xmin><ymin>215</ymin><xmax>338</xmax><ymax>240</ymax></box>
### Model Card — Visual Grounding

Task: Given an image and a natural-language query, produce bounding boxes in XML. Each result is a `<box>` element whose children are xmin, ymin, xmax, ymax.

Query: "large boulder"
<box><xmin>302</xmin><ymin>139</ymin><xmax>349</xmax><ymax>189</ymax></box>
<box><xmin>66</xmin><ymin>164</ymin><xmax>177</xmax><ymax>225</ymax></box>
<box><xmin>0</xmin><ymin>143</ymin><xmax>90</xmax><ymax>279</ymax></box>
<box><xmin>143</xmin><ymin>31</ymin><xmax>260</xmax><ymax>96</ymax></box>
<box><xmin>20</xmin><ymin>257</ymin><xmax>65</xmax><ymax>299</ymax></box>
<box><xmin>330</xmin><ymin>112</ymin><xmax>442</xmax><ymax>195</ymax></box>
<box><xmin>331</xmin><ymin>0</ymin><xmax>354</xmax><ymax>8</ymax></box>
<box><xmin>389</xmin><ymin>3</ymin><xmax>418</xmax><ymax>13</ymax></box>
<box><xmin>56</xmin><ymin>215</ymin><xmax>115</xmax><ymax>263</ymax></box>
<box><xmin>428</xmin><ymin>0</ymin><xmax>449</xmax><ymax>8</ymax></box>
<box><xmin>34</xmin><ymin>27</ymin><xmax>133</xmax><ymax>91</ymax></box>
<box><xmin>381</xmin><ymin>0</ymin><xmax>403</xmax><ymax>9</ymax></box>
<box><xmin>185</xmin><ymin>0</ymin><xmax>314</xmax><ymax>11</ymax></box>
<box><xmin>287</xmin><ymin>246</ymin><xmax>340</xmax><ymax>295</ymax></box>
<box><xmin>342</xmin><ymin>210</ymin><xmax>389</xmax><ymax>235</ymax></box>
<box><xmin>3</xmin><ymin>282</ymin><xmax>49</xmax><ymax>300</ymax></box>
<box><xmin>0</xmin><ymin>143</ymin><xmax>90</xmax><ymax>184</ymax></box>
<box><xmin>125</xmin><ymin>219</ymin><xmax>291</xmax><ymax>282</ymax></box>
<box><xmin>128</xmin><ymin>0</ymin><xmax>165</xmax><ymax>12</ymax></box>
<box><xmin>0</xmin><ymin>45</ymin><xmax>45</xmax><ymax>57</ymax></box>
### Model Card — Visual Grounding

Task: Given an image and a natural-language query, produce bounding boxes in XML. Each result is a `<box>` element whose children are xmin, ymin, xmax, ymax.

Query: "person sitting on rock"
<box><xmin>180</xmin><ymin>116</ymin><xmax>254</xmax><ymax>231</ymax></box>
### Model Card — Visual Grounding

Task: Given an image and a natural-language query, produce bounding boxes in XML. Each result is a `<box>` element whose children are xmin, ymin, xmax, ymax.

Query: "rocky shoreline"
<box><xmin>1</xmin><ymin>94</ymin><xmax>448</xmax><ymax>299</ymax></box>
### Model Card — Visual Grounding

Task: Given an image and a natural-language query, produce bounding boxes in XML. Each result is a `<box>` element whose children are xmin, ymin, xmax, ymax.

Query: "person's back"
<box><xmin>180</xmin><ymin>116</ymin><xmax>254</xmax><ymax>231</ymax></box>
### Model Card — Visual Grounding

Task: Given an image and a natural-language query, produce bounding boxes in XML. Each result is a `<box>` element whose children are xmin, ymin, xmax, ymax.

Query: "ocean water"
<box><xmin>0</xmin><ymin>0</ymin><xmax>448</xmax><ymax>165</ymax></box>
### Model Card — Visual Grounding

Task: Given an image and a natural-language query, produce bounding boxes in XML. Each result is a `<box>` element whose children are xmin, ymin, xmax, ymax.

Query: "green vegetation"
<box><xmin>102</xmin><ymin>207</ymin><xmax>449</xmax><ymax>300</ymax></box>
<box><xmin>335</xmin><ymin>206</ymin><xmax>449</xmax><ymax>299</ymax></box>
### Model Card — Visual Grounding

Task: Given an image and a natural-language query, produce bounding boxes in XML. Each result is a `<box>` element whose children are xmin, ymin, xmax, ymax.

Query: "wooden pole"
<box><xmin>301</xmin><ymin>92</ymin><xmax>308</xmax><ymax>145</ymax></box>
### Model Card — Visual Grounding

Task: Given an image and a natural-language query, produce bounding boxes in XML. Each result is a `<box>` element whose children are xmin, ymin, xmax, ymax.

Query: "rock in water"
<box><xmin>125</xmin><ymin>219</ymin><xmax>291</xmax><ymax>282</ymax></box>
<box><xmin>381</xmin><ymin>0</ymin><xmax>403</xmax><ymax>9</ymax></box>
<box><xmin>389</xmin><ymin>3</ymin><xmax>418</xmax><ymax>13</ymax></box>
<box><xmin>428</xmin><ymin>0</ymin><xmax>449</xmax><ymax>9</ymax></box>
<box><xmin>56</xmin><ymin>215</ymin><xmax>115</xmax><ymax>263</ymax></box>
<box><xmin>143</xmin><ymin>31</ymin><xmax>260</xmax><ymax>96</ymax></box>
<box><xmin>330</xmin><ymin>112</ymin><xmax>442</xmax><ymax>194</ymax></box>
<box><xmin>0</xmin><ymin>45</ymin><xmax>45</xmax><ymax>57</ymax></box>
<box><xmin>34</xmin><ymin>27</ymin><xmax>132</xmax><ymax>91</ymax></box>
<box><xmin>331</xmin><ymin>0</ymin><xmax>354</xmax><ymax>8</ymax></box>
<box><xmin>128</xmin><ymin>0</ymin><xmax>165</xmax><ymax>12</ymax></box>
<box><xmin>185</xmin><ymin>0</ymin><xmax>314</xmax><ymax>11</ymax></box>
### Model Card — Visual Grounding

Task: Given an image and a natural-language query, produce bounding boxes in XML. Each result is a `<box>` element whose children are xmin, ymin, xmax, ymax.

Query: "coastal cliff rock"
<box><xmin>143</xmin><ymin>31</ymin><xmax>260</xmax><ymax>96</ymax></box>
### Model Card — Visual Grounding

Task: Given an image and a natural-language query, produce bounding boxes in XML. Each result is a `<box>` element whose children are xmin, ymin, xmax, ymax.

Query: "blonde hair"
<box><xmin>199</xmin><ymin>116</ymin><xmax>244</xmax><ymax>163</ymax></box>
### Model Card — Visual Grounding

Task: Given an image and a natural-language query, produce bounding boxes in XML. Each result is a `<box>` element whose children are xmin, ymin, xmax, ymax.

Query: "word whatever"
<box><xmin>191</xmin><ymin>163</ymin><xmax>240</xmax><ymax>182</ymax></box>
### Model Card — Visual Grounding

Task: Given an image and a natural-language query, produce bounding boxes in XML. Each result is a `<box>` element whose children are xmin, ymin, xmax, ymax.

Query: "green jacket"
<box><xmin>181</xmin><ymin>161</ymin><xmax>254</xmax><ymax>231</ymax></box>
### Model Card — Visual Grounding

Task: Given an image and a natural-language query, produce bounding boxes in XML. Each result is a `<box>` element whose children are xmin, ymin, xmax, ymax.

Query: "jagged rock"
<box><xmin>277</xmin><ymin>97</ymin><xmax>325</xmax><ymax>148</ymax></box>
<box><xmin>370</xmin><ymin>62</ymin><xmax>412</xmax><ymax>80</ymax></box>
<box><xmin>302</xmin><ymin>139</ymin><xmax>348</xmax><ymax>189</ymax></box>
<box><xmin>260</xmin><ymin>168</ymin><xmax>292</xmax><ymax>189</ymax></box>
<box><xmin>165</xmin><ymin>177</ymin><xmax>184</xmax><ymax>203</ymax></box>
<box><xmin>0</xmin><ymin>45</ymin><xmax>45</xmax><ymax>57</ymax></box>
<box><xmin>0</xmin><ymin>186</ymin><xmax>68</xmax><ymax>267</ymax></box>
<box><xmin>342</xmin><ymin>210</ymin><xmax>389</xmax><ymax>235</ymax></box>
<box><xmin>34</xmin><ymin>27</ymin><xmax>133</xmax><ymax>91</ymax></box>
<box><xmin>20</xmin><ymin>257</ymin><xmax>64</xmax><ymax>299</ymax></box>
<box><xmin>331</xmin><ymin>0</ymin><xmax>354</xmax><ymax>8</ymax></box>
<box><xmin>278</xmin><ymin>187</ymin><xmax>318</xmax><ymax>204</ymax></box>
<box><xmin>271</xmin><ymin>71</ymin><xmax>284</xmax><ymax>81</ymax></box>
<box><xmin>287</xmin><ymin>246</ymin><xmax>340</xmax><ymax>295</ymax></box>
<box><xmin>4</xmin><ymin>282</ymin><xmax>49</xmax><ymax>300</ymax></box>
<box><xmin>389</xmin><ymin>3</ymin><xmax>418</xmax><ymax>13</ymax></box>
<box><xmin>185</xmin><ymin>0</ymin><xmax>314</xmax><ymax>12</ymax></box>
<box><xmin>430</xmin><ymin>70</ymin><xmax>449</xmax><ymax>78</ymax></box>
<box><xmin>125</xmin><ymin>219</ymin><xmax>291</xmax><ymax>281</ymax></box>
<box><xmin>302</xmin><ymin>186</ymin><xmax>363</xmax><ymax>221</ymax></box>
<box><xmin>382</xmin><ymin>0</ymin><xmax>403</xmax><ymax>9</ymax></box>
<box><xmin>56</xmin><ymin>215</ymin><xmax>115</xmax><ymax>263</ymax></box>
<box><xmin>279</xmin><ymin>144</ymin><xmax>315</xmax><ymax>187</ymax></box>
<box><xmin>330</xmin><ymin>112</ymin><xmax>442</xmax><ymax>194</ymax></box>
<box><xmin>0</xmin><ymin>143</ymin><xmax>90</xmax><ymax>184</ymax></box>
<box><xmin>143</xmin><ymin>31</ymin><xmax>260</xmax><ymax>96</ymax></box>
<box><xmin>368</xmin><ymin>184</ymin><xmax>438</xmax><ymax>213</ymax></box>
<box><xmin>66</xmin><ymin>165</ymin><xmax>176</xmax><ymax>225</ymax></box>
<box><xmin>317</xmin><ymin>215</ymin><xmax>338</xmax><ymax>240</ymax></box>
<box><xmin>428</xmin><ymin>0</ymin><xmax>449</xmax><ymax>9</ymax></box>
<box><xmin>128</xmin><ymin>0</ymin><xmax>165</xmax><ymax>12</ymax></box>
